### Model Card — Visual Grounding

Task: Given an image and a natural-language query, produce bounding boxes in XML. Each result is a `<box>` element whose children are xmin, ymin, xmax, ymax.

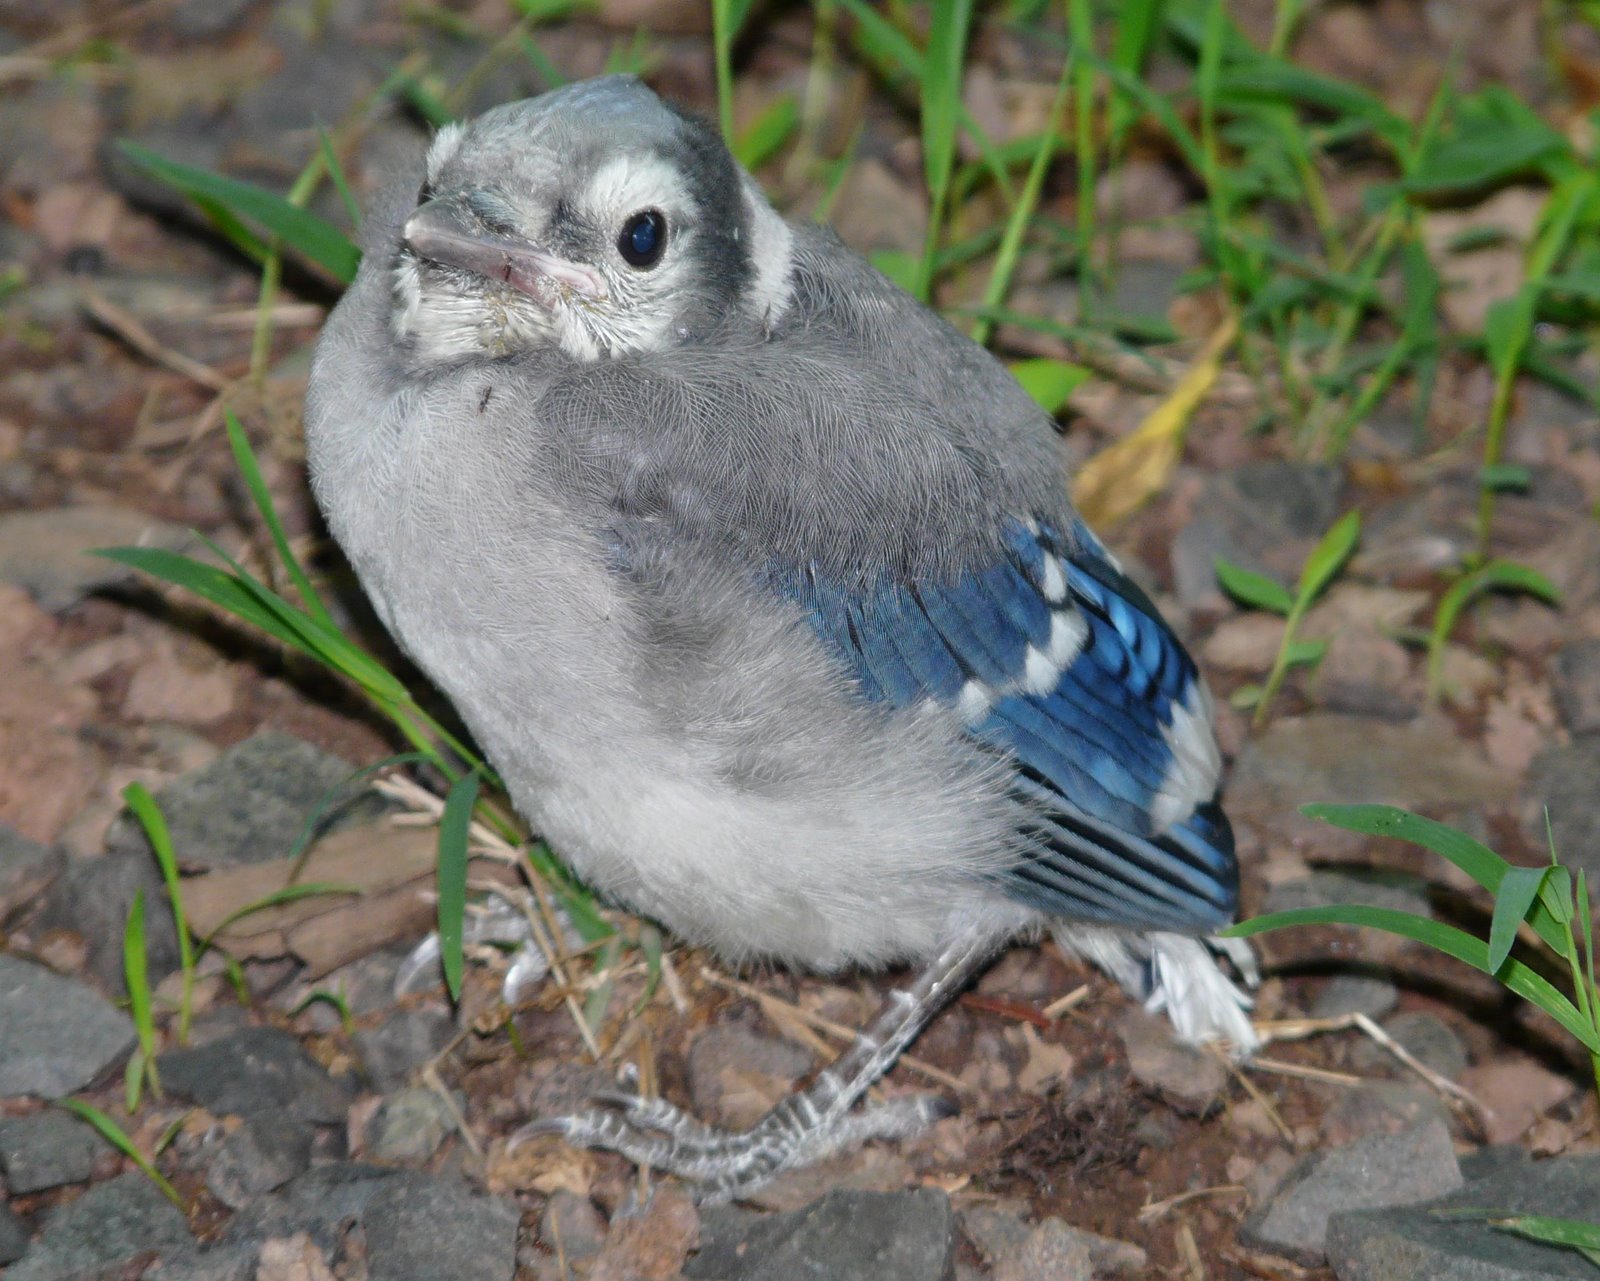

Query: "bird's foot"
<box><xmin>514</xmin><ymin>1086</ymin><xmax>954</xmax><ymax>1202</ymax></box>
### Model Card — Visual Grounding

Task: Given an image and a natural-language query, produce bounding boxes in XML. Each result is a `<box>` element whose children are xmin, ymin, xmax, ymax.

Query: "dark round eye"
<box><xmin>618</xmin><ymin>209</ymin><xmax>666</xmax><ymax>268</ymax></box>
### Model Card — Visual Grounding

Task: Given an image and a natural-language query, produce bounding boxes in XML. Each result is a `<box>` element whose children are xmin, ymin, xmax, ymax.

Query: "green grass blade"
<box><xmin>1215</xmin><ymin>558</ymin><xmax>1294</xmax><ymax>614</ymax></box>
<box><xmin>1301</xmin><ymin>803</ymin><xmax>1571</xmax><ymax>954</ymax></box>
<box><xmin>1489</xmin><ymin>1213</ymin><xmax>1600</xmax><ymax>1251</ymax></box>
<box><xmin>734</xmin><ymin>94</ymin><xmax>799</xmax><ymax>170</ymax></box>
<box><xmin>199</xmin><ymin>882</ymin><xmax>363</xmax><ymax>953</ymax></box>
<box><xmin>1225</xmin><ymin>904</ymin><xmax>1599</xmax><ymax>1051</ymax></box>
<box><xmin>913</xmin><ymin>0</ymin><xmax>975</xmax><ymax>302</ymax></box>
<box><xmin>1297</xmin><ymin>510</ymin><xmax>1360</xmax><ymax>599</ymax></box>
<box><xmin>122</xmin><ymin>783</ymin><xmax>196</xmax><ymax>1045</ymax></box>
<box><xmin>438</xmin><ymin>771</ymin><xmax>479</xmax><ymax>1000</ymax></box>
<box><xmin>117</xmin><ymin>142</ymin><xmax>360</xmax><ymax>283</ymax></box>
<box><xmin>56</xmin><ymin>1101</ymin><xmax>184</xmax><ymax>1209</ymax></box>
<box><xmin>1488</xmin><ymin>865</ymin><xmax>1556</xmax><ymax>974</ymax></box>
<box><xmin>123</xmin><ymin>888</ymin><xmax>157</xmax><ymax>1109</ymax></box>
<box><xmin>1009</xmin><ymin>359</ymin><xmax>1091</xmax><ymax>415</ymax></box>
<box><xmin>224</xmin><ymin>413</ymin><xmax>337</xmax><ymax>631</ymax></box>
<box><xmin>316</xmin><ymin>126</ymin><xmax>361</xmax><ymax>228</ymax></box>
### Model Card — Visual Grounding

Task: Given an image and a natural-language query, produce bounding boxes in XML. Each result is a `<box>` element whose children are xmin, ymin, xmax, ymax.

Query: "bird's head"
<box><xmin>390</xmin><ymin>75</ymin><xmax>793</xmax><ymax>365</ymax></box>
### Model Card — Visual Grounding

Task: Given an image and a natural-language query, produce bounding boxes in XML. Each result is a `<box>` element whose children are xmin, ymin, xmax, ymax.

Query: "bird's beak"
<box><xmin>402</xmin><ymin>197</ymin><xmax>607</xmax><ymax>304</ymax></box>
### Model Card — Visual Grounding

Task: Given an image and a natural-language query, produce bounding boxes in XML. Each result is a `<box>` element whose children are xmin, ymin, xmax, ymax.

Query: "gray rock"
<box><xmin>1264</xmin><ymin>869</ymin><xmax>1433</xmax><ymax>919</ymax></box>
<box><xmin>158</xmin><ymin>1026</ymin><xmax>352</xmax><ymax>1124</ymax></box>
<box><xmin>1349</xmin><ymin>1011</ymin><xmax>1469</xmax><ymax>1082</ymax></box>
<box><xmin>354</xmin><ymin>1006</ymin><xmax>454</xmax><ymax>1093</ymax></box>
<box><xmin>0</xmin><ymin>1110</ymin><xmax>106</xmax><ymax>1193</ymax></box>
<box><xmin>1321</xmin><ymin>1082</ymin><xmax>1451</xmax><ymax>1146</ymax></box>
<box><xmin>0</xmin><ymin>954</ymin><xmax>136</xmax><ymax>1098</ymax></box>
<box><xmin>959</xmin><ymin>1205</ymin><xmax>1146</xmax><ymax>1277</ymax></box>
<box><xmin>686</xmin><ymin>1188</ymin><xmax>953</xmax><ymax>1281</ymax></box>
<box><xmin>204</xmin><ymin>1115</ymin><xmax>315</xmax><ymax>1209</ymax></box>
<box><xmin>222</xmin><ymin>1163</ymin><xmax>406</xmax><ymax>1251</ymax></box>
<box><xmin>1312</xmin><ymin>972</ymin><xmax>1401</xmax><ymax>1021</ymax></box>
<box><xmin>688</xmin><ymin>1024</ymin><xmax>814</xmax><ymax>1127</ymax></box>
<box><xmin>1525</xmin><ymin>736</ymin><xmax>1600</xmax><ymax>887</ymax></box>
<box><xmin>0</xmin><ymin>506</ymin><xmax>194</xmax><ymax>612</ymax></box>
<box><xmin>1115</xmin><ymin>1006</ymin><xmax>1227</xmax><ymax>1113</ymax></box>
<box><xmin>107</xmin><ymin>731</ymin><xmax>384</xmax><ymax>869</ymax></box>
<box><xmin>1327</xmin><ymin>1151</ymin><xmax>1600</xmax><ymax>1280</ymax></box>
<box><xmin>362</xmin><ymin>1175</ymin><xmax>520</xmax><ymax>1281</ymax></box>
<box><xmin>1234</xmin><ymin>714</ymin><xmax>1511</xmax><ymax>836</ymax></box>
<box><xmin>364</xmin><ymin>1086</ymin><xmax>454</xmax><ymax>1164</ymax></box>
<box><xmin>1171</xmin><ymin>461</ymin><xmax>1344</xmax><ymax>608</ymax></box>
<box><xmin>0</xmin><ymin>1201</ymin><xmax>30</xmax><ymax>1266</ymax></box>
<box><xmin>992</xmin><ymin>1219</ymin><xmax>1093</xmax><ymax>1281</ymax></box>
<box><xmin>148</xmin><ymin>1243</ymin><xmax>260</xmax><ymax>1281</ymax></box>
<box><xmin>38</xmin><ymin>846</ymin><xmax>177</xmax><ymax>995</ymax></box>
<box><xmin>538</xmin><ymin>1190</ymin><xmax>607</xmax><ymax>1262</ymax></box>
<box><xmin>958</xmin><ymin>1203</ymin><xmax>1032</xmax><ymax>1265</ymax></box>
<box><xmin>5</xmin><ymin>1171</ymin><xmax>194</xmax><ymax>1281</ymax></box>
<box><xmin>170</xmin><ymin>0</ymin><xmax>259</xmax><ymax>38</ymax></box>
<box><xmin>0</xmin><ymin>824</ymin><xmax>62</xmax><ymax>920</ymax></box>
<box><xmin>1553</xmin><ymin>639</ymin><xmax>1600</xmax><ymax>735</ymax></box>
<box><xmin>1241</xmin><ymin>1120</ymin><xmax>1462</xmax><ymax>1265</ymax></box>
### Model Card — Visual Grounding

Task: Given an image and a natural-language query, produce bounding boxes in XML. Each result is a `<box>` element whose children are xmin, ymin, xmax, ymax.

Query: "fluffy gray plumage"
<box><xmin>306</xmin><ymin>76</ymin><xmax>1253</xmax><ymax>1192</ymax></box>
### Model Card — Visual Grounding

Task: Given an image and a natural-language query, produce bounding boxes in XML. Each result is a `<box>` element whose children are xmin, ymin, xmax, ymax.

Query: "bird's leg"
<box><xmin>518</xmin><ymin>929</ymin><xmax>1002</xmax><ymax>1200</ymax></box>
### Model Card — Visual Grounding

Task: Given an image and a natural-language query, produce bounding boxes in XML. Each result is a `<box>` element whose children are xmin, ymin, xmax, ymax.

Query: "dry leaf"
<box><xmin>1073</xmin><ymin>313</ymin><xmax>1239</xmax><ymax>527</ymax></box>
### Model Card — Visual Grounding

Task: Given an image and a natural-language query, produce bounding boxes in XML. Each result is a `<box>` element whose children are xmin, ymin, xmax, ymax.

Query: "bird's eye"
<box><xmin>618</xmin><ymin>209</ymin><xmax>667</xmax><ymax>268</ymax></box>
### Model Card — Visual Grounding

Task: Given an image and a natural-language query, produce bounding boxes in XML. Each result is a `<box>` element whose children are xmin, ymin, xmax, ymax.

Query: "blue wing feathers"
<box><xmin>775</xmin><ymin>516</ymin><xmax>1238</xmax><ymax>932</ymax></box>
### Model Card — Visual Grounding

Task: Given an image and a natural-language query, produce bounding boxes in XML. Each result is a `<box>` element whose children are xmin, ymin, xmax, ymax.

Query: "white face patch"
<box><xmin>739</xmin><ymin>173</ymin><xmax>793</xmax><ymax>328</ymax></box>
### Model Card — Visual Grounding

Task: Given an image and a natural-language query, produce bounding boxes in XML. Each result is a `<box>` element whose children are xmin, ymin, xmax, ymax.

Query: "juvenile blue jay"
<box><xmin>306</xmin><ymin>75</ymin><xmax>1254</xmax><ymax>1200</ymax></box>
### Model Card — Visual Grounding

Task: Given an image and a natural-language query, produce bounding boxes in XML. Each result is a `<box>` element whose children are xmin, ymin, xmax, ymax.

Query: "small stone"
<box><xmin>0</xmin><ymin>823</ymin><xmax>62</xmax><ymax>919</ymax></box>
<box><xmin>0</xmin><ymin>1200</ymin><xmax>29</xmax><ymax>1266</ymax></box>
<box><xmin>204</xmin><ymin>1116</ymin><xmax>315</xmax><ymax>1209</ymax></box>
<box><xmin>1525</xmin><ymin>735</ymin><xmax>1600</xmax><ymax>893</ymax></box>
<box><xmin>1113</xmin><ymin>1007</ymin><xmax>1226</xmax><ymax>1114</ymax></box>
<box><xmin>1349</xmin><ymin>1011</ymin><xmax>1469</xmax><ymax>1082</ymax></box>
<box><xmin>590</xmin><ymin>1183</ymin><xmax>699</xmax><ymax>1281</ymax></box>
<box><xmin>1458</xmin><ymin>1055</ymin><xmax>1576</xmax><ymax>1144</ymax></box>
<box><xmin>1312</xmin><ymin>626</ymin><xmax>1417</xmax><ymax>719</ymax></box>
<box><xmin>1201</xmin><ymin>613</ymin><xmax>1285</xmax><ymax>673</ymax></box>
<box><xmin>1171</xmin><ymin>461</ymin><xmax>1344</xmax><ymax>609</ymax></box>
<box><xmin>685</xmin><ymin>1188</ymin><xmax>952</xmax><ymax>1281</ymax></box>
<box><xmin>121</xmin><ymin>638</ymin><xmax>236</xmax><ymax>725</ymax></box>
<box><xmin>1311</xmin><ymin>972</ymin><xmax>1399</xmax><ymax>1021</ymax></box>
<box><xmin>0</xmin><ymin>506</ymin><xmax>195</xmax><ymax>612</ymax></box>
<box><xmin>1263</xmin><ymin>869</ymin><xmax>1432</xmax><ymax>919</ymax></box>
<box><xmin>38</xmin><ymin>846</ymin><xmax>177</xmax><ymax>995</ymax></box>
<box><xmin>106</xmin><ymin>731</ymin><xmax>386</xmax><ymax>870</ymax></box>
<box><xmin>1232</xmin><ymin>714</ymin><xmax>1512</xmax><ymax>839</ymax></box>
<box><xmin>539</xmin><ymin>1190</ymin><xmax>607</xmax><ymax>1262</ymax></box>
<box><xmin>158</xmin><ymin>1026</ymin><xmax>353</xmax><ymax>1124</ymax></box>
<box><xmin>4</xmin><ymin>1171</ymin><xmax>194</xmax><ymax>1281</ymax></box>
<box><xmin>361</xmin><ymin>1175</ymin><xmax>520</xmax><ymax>1281</ymax></box>
<box><xmin>958</xmin><ymin>1203</ymin><xmax>1031</xmax><ymax>1265</ymax></box>
<box><xmin>0</xmin><ymin>1110</ymin><xmax>105</xmax><ymax>1193</ymax></box>
<box><xmin>1327</xmin><ymin>1151</ymin><xmax>1600</xmax><ymax>1280</ymax></box>
<box><xmin>1240</xmin><ymin>1121</ymin><xmax>1462</xmax><ymax>1265</ymax></box>
<box><xmin>354</xmin><ymin>1007</ymin><xmax>455</xmax><ymax>1093</ymax></box>
<box><xmin>0</xmin><ymin>954</ymin><xmax>136</xmax><ymax>1098</ymax></box>
<box><xmin>364</xmin><ymin>1087</ymin><xmax>455</xmax><ymax>1164</ymax></box>
<box><xmin>1320</xmin><ymin>1082</ymin><xmax>1450</xmax><ymax>1146</ymax></box>
<box><xmin>993</xmin><ymin>1219</ymin><xmax>1093</xmax><ymax>1281</ymax></box>
<box><xmin>688</xmin><ymin>1024</ymin><xmax>814</xmax><ymax>1130</ymax></box>
<box><xmin>1553</xmin><ymin>638</ymin><xmax>1600</xmax><ymax>734</ymax></box>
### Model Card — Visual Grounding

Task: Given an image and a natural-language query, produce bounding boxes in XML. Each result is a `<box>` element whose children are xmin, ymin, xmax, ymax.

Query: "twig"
<box><xmin>422</xmin><ymin>1061</ymin><xmax>482</xmax><ymax>1160</ymax></box>
<box><xmin>1245</xmin><ymin>1055</ymin><xmax>1362</xmax><ymax>1087</ymax></box>
<box><xmin>1253</xmin><ymin>1012</ymin><xmax>1489</xmax><ymax>1121</ymax></box>
<box><xmin>1210</xmin><ymin>1044</ymin><xmax>1293</xmax><ymax>1143</ymax></box>
<box><xmin>1041</xmin><ymin>984</ymin><xmax>1091</xmax><ymax>1019</ymax></box>
<box><xmin>80</xmin><ymin>286</ymin><xmax>231</xmax><ymax>392</ymax></box>
<box><xmin>1140</xmin><ymin>1183</ymin><xmax>1247</xmax><ymax>1223</ymax></box>
<box><xmin>699</xmin><ymin>967</ymin><xmax>972</xmax><ymax>1094</ymax></box>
